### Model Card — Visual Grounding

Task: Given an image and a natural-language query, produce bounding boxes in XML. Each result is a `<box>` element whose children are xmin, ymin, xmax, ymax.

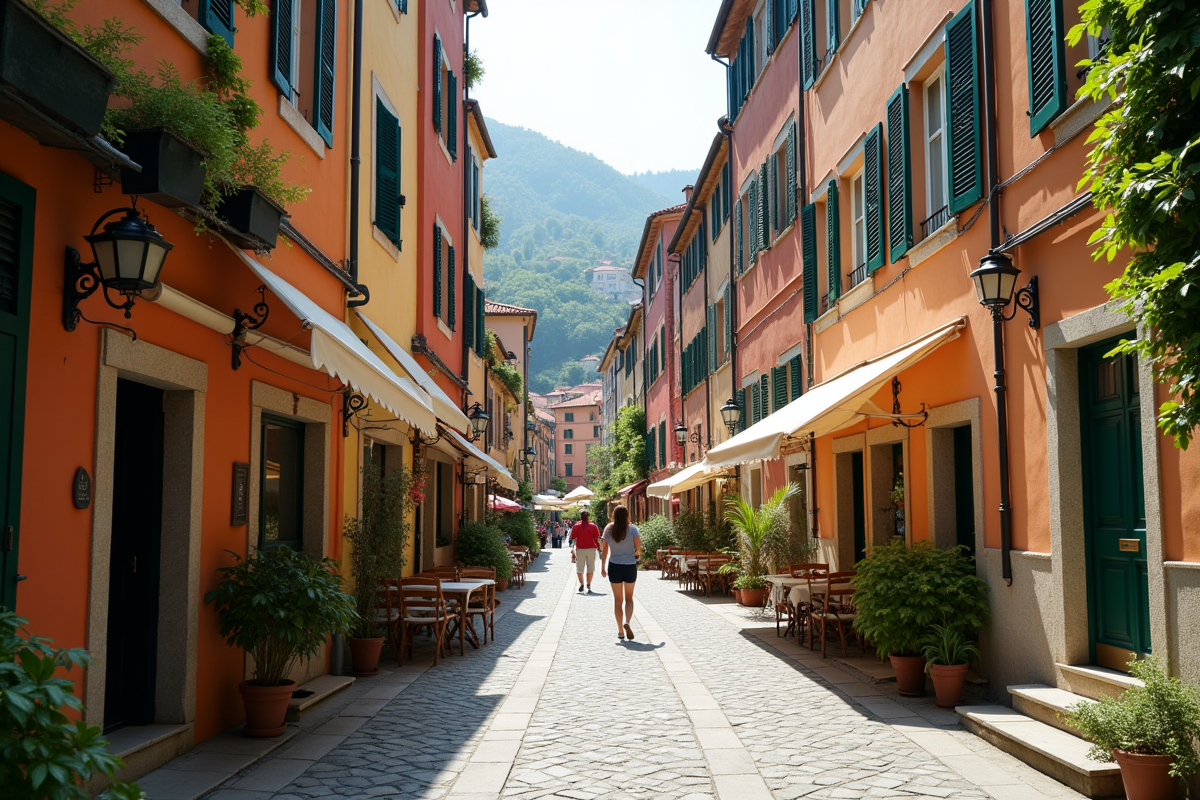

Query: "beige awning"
<box><xmin>440</xmin><ymin>426</ymin><xmax>519</xmax><ymax>491</ymax></box>
<box><xmin>647</xmin><ymin>460</ymin><xmax>730</xmax><ymax>498</ymax></box>
<box><xmin>705</xmin><ymin>318</ymin><xmax>967</xmax><ymax>468</ymax></box>
<box><xmin>562</xmin><ymin>485</ymin><xmax>594</xmax><ymax>500</ymax></box>
<box><xmin>227</xmin><ymin>243</ymin><xmax>437</xmax><ymax>437</ymax></box>
<box><xmin>355</xmin><ymin>311</ymin><xmax>472</xmax><ymax>432</ymax></box>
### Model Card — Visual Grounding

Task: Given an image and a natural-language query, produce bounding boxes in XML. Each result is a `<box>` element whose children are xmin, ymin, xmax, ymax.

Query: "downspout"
<box><xmin>797</xmin><ymin>70</ymin><xmax>817</xmax><ymax>535</ymax></box>
<box><xmin>702</xmin><ymin>226</ymin><xmax>713</xmax><ymax>451</ymax></box>
<box><xmin>460</xmin><ymin>11</ymin><xmax>482</xmax><ymax>391</ymax></box>
<box><xmin>978</xmin><ymin>0</ymin><xmax>1012</xmax><ymax>584</ymax></box>
<box><xmin>718</xmin><ymin>113</ymin><xmax>739</xmax><ymax>490</ymax></box>
<box><xmin>347</xmin><ymin>0</ymin><xmax>370</xmax><ymax>307</ymax></box>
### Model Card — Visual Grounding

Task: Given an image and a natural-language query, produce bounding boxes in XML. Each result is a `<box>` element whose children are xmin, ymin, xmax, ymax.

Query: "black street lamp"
<box><xmin>969</xmin><ymin>251</ymin><xmax>1039</xmax><ymax>586</ymax></box>
<box><xmin>64</xmin><ymin>206</ymin><xmax>174</xmax><ymax>330</ymax></box>
<box><xmin>466</xmin><ymin>401</ymin><xmax>489</xmax><ymax>442</ymax></box>
<box><xmin>720</xmin><ymin>397</ymin><xmax>741</xmax><ymax>437</ymax></box>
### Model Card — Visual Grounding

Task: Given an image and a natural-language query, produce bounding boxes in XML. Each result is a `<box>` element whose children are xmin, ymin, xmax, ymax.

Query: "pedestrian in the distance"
<box><xmin>600</xmin><ymin>506</ymin><xmax>641</xmax><ymax>641</ymax></box>
<box><xmin>570</xmin><ymin>511</ymin><xmax>602</xmax><ymax>593</ymax></box>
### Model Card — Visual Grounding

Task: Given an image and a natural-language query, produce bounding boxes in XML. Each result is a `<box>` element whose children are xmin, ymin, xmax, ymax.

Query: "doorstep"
<box><xmin>285</xmin><ymin>674</ymin><xmax>355</xmax><ymax>722</ymax></box>
<box><xmin>87</xmin><ymin>723</ymin><xmax>194</xmax><ymax>794</ymax></box>
<box><xmin>130</xmin><ymin>725</ymin><xmax>300</xmax><ymax>800</ymax></box>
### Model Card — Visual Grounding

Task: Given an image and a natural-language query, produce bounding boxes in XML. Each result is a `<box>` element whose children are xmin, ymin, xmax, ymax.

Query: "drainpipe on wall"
<box><xmin>460</xmin><ymin>11</ymin><xmax>482</xmax><ymax>397</ymax></box>
<box><xmin>347</xmin><ymin>0</ymin><xmax>370</xmax><ymax>307</ymax></box>
<box><xmin>718</xmin><ymin>114</ymin><xmax>738</xmax><ymax>490</ymax></box>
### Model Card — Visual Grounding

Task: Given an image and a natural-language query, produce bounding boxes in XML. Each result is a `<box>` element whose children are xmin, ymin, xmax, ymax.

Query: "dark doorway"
<box><xmin>953</xmin><ymin>426</ymin><xmax>975</xmax><ymax>553</ymax></box>
<box><xmin>104</xmin><ymin>379</ymin><xmax>165</xmax><ymax>732</ymax></box>
<box><xmin>851</xmin><ymin>451</ymin><xmax>866</xmax><ymax>565</ymax></box>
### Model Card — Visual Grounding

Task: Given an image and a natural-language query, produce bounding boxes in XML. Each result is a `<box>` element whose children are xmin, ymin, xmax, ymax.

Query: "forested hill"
<box><xmin>630</xmin><ymin>169</ymin><xmax>699</xmax><ymax>201</ymax></box>
<box><xmin>482</xmin><ymin>119</ymin><xmax>698</xmax><ymax>393</ymax></box>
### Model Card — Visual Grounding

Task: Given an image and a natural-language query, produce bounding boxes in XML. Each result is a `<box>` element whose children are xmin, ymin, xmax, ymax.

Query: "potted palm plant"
<box><xmin>725</xmin><ymin>484</ymin><xmax>798</xmax><ymax>608</ymax></box>
<box><xmin>1066</xmin><ymin>656</ymin><xmax>1200</xmax><ymax>800</ymax></box>
<box><xmin>342</xmin><ymin>457</ymin><xmax>411</xmax><ymax>675</ymax></box>
<box><xmin>204</xmin><ymin>547</ymin><xmax>355</xmax><ymax>737</ymax></box>
<box><xmin>852</xmin><ymin>539</ymin><xmax>988</xmax><ymax>697</ymax></box>
<box><xmin>920</xmin><ymin>623</ymin><xmax>981</xmax><ymax>707</ymax></box>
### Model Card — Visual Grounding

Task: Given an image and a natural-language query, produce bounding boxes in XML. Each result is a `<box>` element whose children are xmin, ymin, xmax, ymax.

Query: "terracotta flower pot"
<box><xmin>238</xmin><ymin>680</ymin><xmax>294</xmax><ymax>738</ymax></box>
<box><xmin>739</xmin><ymin>587</ymin><xmax>767</xmax><ymax>607</ymax></box>
<box><xmin>497</xmin><ymin>577</ymin><xmax>509</xmax><ymax>591</ymax></box>
<box><xmin>732</xmin><ymin>588</ymin><xmax>743</xmax><ymax>604</ymax></box>
<box><xmin>349</xmin><ymin>636</ymin><xmax>384</xmax><ymax>676</ymax></box>
<box><xmin>1112</xmin><ymin>750</ymin><xmax>1179</xmax><ymax>800</ymax></box>
<box><xmin>889</xmin><ymin>654</ymin><xmax>927</xmax><ymax>696</ymax></box>
<box><xmin>928</xmin><ymin>663</ymin><xmax>969</xmax><ymax>708</ymax></box>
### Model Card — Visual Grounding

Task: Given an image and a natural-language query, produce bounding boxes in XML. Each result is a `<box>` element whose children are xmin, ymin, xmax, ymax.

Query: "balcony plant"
<box><xmin>920</xmin><ymin>622</ymin><xmax>981</xmax><ymax>708</ymax></box>
<box><xmin>456</xmin><ymin>521</ymin><xmax>514</xmax><ymax>590</ymax></box>
<box><xmin>1066</xmin><ymin>656</ymin><xmax>1200</xmax><ymax>800</ymax></box>
<box><xmin>0</xmin><ymin>610</ymin><xmax>142</xmax><ymax>799</ymax></box>
<box><xmin>725</xmin><ymin>484</ymin><xmax>799</xmax><ymax>608</ymax></box>
<box><xmin>204</xmin><ymin>547</ymin><xmax>355</xmax><ymax>737</ymax></box>
<box><xmin>851</xmin><ymin>539</ymin><xmax>988</xmax><ymax>697</ymax></box>
<box><xmin>342</xmin><ymin>457</ymin><xmax>412</xmax><ymax>674</ymax></box>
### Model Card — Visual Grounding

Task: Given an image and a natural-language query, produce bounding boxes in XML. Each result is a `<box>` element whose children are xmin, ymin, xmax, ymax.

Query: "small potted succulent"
<box><xmin>1066</xmin><ymin>656</ymin><xmax>1200</xmax><ymax>800</ymax></box>
<box><xmin>920</xmin><ymin>623</ymin><xmax>981</xmax><ymax>708</ymax></box>
<box><xmin>205</xmin><ymin>547</ymin><xmax>355</xmax><ymax>737</ymax></box>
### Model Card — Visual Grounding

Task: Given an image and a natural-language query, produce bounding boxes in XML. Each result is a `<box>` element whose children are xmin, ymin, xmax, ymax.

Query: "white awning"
<box><xmin>440</xmin><ymin>426</ymin><xmax>519</xmax><ymax>491</ymax></box>
<box><xmin>355</xmin><ymin>311</ymin><xmax>472</xmax><ymax>432</ymax></box>
<box><xmin>227</xmin><ymin>243</ymin><xmax>437</xmax><ymax>437</ymax></box>
<box><xmin>647</xmin><ymin>460</ymin><xmax>729</xmax><ymax>498</ymax></box>
<box><xmin>562</xmin><ymin>485</ymin><xmax>594</xmax><ymax>500</ymax></box>
<box><xmin>705</xmin><ymin>318</ymin><xmax>967</xmax><ymax>468</ymax></box>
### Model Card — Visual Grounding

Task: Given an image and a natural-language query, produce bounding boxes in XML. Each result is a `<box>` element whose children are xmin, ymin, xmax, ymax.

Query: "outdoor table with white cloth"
<box><xmin>437</xmin><ymin>580</ymin><xmax>494</xmax><ymax>654</ymax></box>
<box><xmin>764</xmin><ymin>574</ymin><xmax>855</xmax><ymax>607</ymax></box>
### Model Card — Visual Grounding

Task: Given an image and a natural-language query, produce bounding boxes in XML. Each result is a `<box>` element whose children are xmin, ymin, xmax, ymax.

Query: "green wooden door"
<box><xmin>1080</xmin><ymin>337</ymin><xmax>1150</xmax><ymax>670</ymax></box>
<box><xmin>0</xmin><ymin>174</ymin><xmax>35</xmax><ymax>610</ymax></box>
<box><xmin>851</xmin><ymin>451</ymin><xmax>866</xmax><ymax>564</ymax></box>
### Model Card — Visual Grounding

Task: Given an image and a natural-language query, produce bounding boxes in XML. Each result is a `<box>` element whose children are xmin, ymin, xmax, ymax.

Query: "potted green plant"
<box><xmin>456</xmin><ymin>521</ymin><xmax>514</xmax><ymax>589</ymax></box>
<box><xmin>1066</xmin><ymin>656</ymin><xmax>1200</xmax><ymax>800</ymax></box>
<box><xmin>725</xmin><ymin>484</ymin><xmax>798</xmax><ymax>608</ymax></box>
<box><xmin>342</xmin><ymin>457</ymin><xmax>412</xmax><ymax>675</ymax></box>
<box><xmin>204</xmin><ymin>547</ymin><xmax>355</xmax><ymax>737</ymax></box>
<box><xmin>852</xmin><ymin>539</ymin><xmax>988</xmax><ymax>697</ymax></box>
<box><xmin>919</xmin><ymin>623</ymin><xmax>981</xmax><ymax>707</ymax></box>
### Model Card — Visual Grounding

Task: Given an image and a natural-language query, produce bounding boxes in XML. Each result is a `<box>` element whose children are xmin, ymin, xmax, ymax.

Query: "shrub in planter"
<box><xmin>725</xmin><ymin>484</ymin><xmax>799</xmax><ymax>582</ymax></box>
<box><xmin>733</xmin><ymin>574</ymin><xmax>767</xmax><ymax>606</ymax></box>
<box><xmin>495</xmin><ymin>509</ymin><xmax>539</xmax><ymax>556</ymax></box>
<box><xmin>204</xmin><ymin>548</ymin><xmax>355</xmax><ymax>736</ymax></box>
<box><xmin>1066</xmin><ymin>656</ymin><xmax>1200</xmax><ymax>800</ymax></box>
<box><xmin>920</xmin><ymin>623</ymin><xmax>982</xmax><ymax>708</ymax></box>
<box><xmin>457</xmin><ymin>521</ymin><xmax>515</xmax><ymax>582</ymax></box>
<box><xmin>342</xmin><ymin>457</ymin><xmax>411</xmax><ymax>675</ymax></box>
<box><xmin>638</xmin><ymin>514</ymin><xmax>676</xmax><ymax>568</ymax></box>
<box><xmin>851</xmin><ymin>539</ymin><xmax>988</xmax><ymax>697</ymax></box>
<box><xmin>0</xmin><ymin>610</ymin><xmax>142</xmax><ymax>799</ymax></box>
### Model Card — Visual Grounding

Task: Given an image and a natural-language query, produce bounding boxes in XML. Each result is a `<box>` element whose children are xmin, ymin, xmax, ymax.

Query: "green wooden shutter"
<box><xmin>464</xmin><ymin>272</ymin><xmax>475</xmax><ymax>347</ymax></box>
<box><xmin>433</xmin><ymin>34</ymin><xmax>443</xmax><ymax>135</ymax></box>
<box><xmin>313</xmin><ymin>0</ymin><xmax>337</xmax><ymax>148</ymax></box>
<box><xmin>724</xmin><ymin>284</ymin><xmax>732</xmax><ymax>355</ymax></box>
<box><xmin>945</xmin><ymin>4</ymin><xmax>982</xmax><ymax>213</ymax></box>
<box><xmin>708</xmin><ymin>305</ymin><xmax>717</xmax><ymax>372</ymax></box>
<box><xmin>201</xmin><ymin>0</ymin><xmax>235</xmax><ymax>46</ymax></box>
<box><xmin>269</xmin><ymin>0</ymin><xmax>290</xmax><ymax>94</ymax></box>
<box><xmin>658</xmin><ymin>423</ymin><xmax>667</xmax><ymax>468</ymax></box>
<box><xmin>800</xmin><ymin>0</ymin><xmax>816</xmax><ymax>89</ymax></box>
<box><xmin>759</xmin><ymin>161</ymin><xmax>770</xmax><ymax>250</ymax></box>
<box><xmin>759</xmin><ymin>375</ymin><xmax>770</xmax><ymax>419</ymax></box>
<box><xmin>1025</xmin><ymin>0</ymin><xmax>1067</xmax><ymax>134</ymax></box>
<box><xmin>786</xmin><ymin>121</ymin><xmax>797</xmax><ymax>225</ymax></box>
<box><xmin>802</xmin><ymin>203</ymin><xmax>818</xmax><ymax>322</ymax></box>
<box><xmin>447</xmin><ymin>245</ymin><xmax>456</xmax><ymax>330</ymax></box>
<box><xmin>737</xmin><ymin>387</ymin><xmax>747</xmax><ymax>431</ymax></box>
<box><xmin>735</xmin><ymin>198</ymin><xmax>744</xmax><ymax>275</ymax></box>
<box><xmin>789</xmin><ymin>354</ymin><xmax>803</xmax><ymax>400</ymax></box>
<box><xmin>827</xmin><ymin>0</ymin><xmax>840</xmax><ymax>53</ymax></box>
<box><xmin>447</xmin><ymin>71</ymin><xmax>458</xmax><ymax>159</ymax></box>
<box><xmin>864</xmin><ymin>122</ymin><xmax>885</xmax><ymax>272</ymax></box>
<box><xmin>750</xmin><ymin>383</ymin><xmax>760</xmax><ymax>423</ymax></box>
<box><xmin>647</xmin><ymin>431</ymin><xmax>655</xmax><ymax>470</ymax></box>
<box><xmin>766</xmin><ymin>0</ymin><xmax>775</xmax><ymax>54</ymax></box>
<box><xmin>433</xmin><ymin>223</ymin><xmax>443</xmax><ymax>318</ymax></box>
<box><xmin>826</xmin><ymin>181</ymin><xmax>841</xmax><ymax>302</ymax></box>
<box><xmin>886</xmin><ymin>85</ymin><xmax>914</xmax><ymax>262</ymax></box>
<box><xmin>476</xmin><ymin>287</ymin><xmax>485</xmax><ymax>355</ymax></box>
<box><xmin>375</xmin><ymin>99</ymin><xmax>401</xmax><ymax>246</ymax></box>
<box><xmin>772</xmin><ymin>366</ymin><xmax>787</xmax><ymax>412</ymax></box>
<box><xmin>748</xmin><ymin>181</ymin><xmax>759</xmax><ymax>265</ymax></box>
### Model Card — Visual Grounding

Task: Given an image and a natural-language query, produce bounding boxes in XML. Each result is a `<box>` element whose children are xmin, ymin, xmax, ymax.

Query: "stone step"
<box><xmin>285</xmin><ymin>674</ymin><xmax>356</xmax><ymax>722</ymax></box>
<box><xmin>1009</xmin><ymin>684</ymin><xmax>1092</xmax><ymax>737</ymax></box>
<box><xmin>1056</xmin><ymin>662</ymin><xmax>1143</xmax><ymax>701</ymax></box>
<box><xmin>957</xmin><ymin>705</ymin><xmax>1123</xmax><ymax>798</ymax></box>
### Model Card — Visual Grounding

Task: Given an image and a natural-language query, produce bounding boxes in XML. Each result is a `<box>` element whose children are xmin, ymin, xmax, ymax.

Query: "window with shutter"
<box><xmin>826</xmin><ymin>181</ymin><xmax>841</xmax><ymax>302</ymax></box>
<box><xmin>447</xmin><ymin>71</ymin><xmax>458</xmax><ymax>159</ymax></box>
<box><xmin>786</xmin><ymin>122</ymin><xmax>798</xmax><ymax>225</ymax></box>
<box><xmin>708</xmin><ymin>306</ymin><xmax>717</xmax><ymax>373</ymax></box>
<box><xmin>464</xmin><ymin>273</ymin><xmax>475</xmax><ymax>346</ymax></box>
<box><xmin>750</xmin><ymin>383</ymin><xmax>760</xmax><ymax>423</ymax></box>
<box><xmin>447</xmin><ymin>245</ymin><xmax>456</xmax><ymax>330</ymax></box>
<box><xmin>766</xmin><ymin>0</ymin><xmax>775</xmax><ymax>54</ymax></box>
<box><xmin>944</xmin><ymin>4</ymin><xmax>982</xmax><ymax>213</ymax></box>
<box><xmin>789</xmin><ymin>354</ymin><xmax>803</xmax><ymax>400</ymax></box>
<box><xmin>800</xmin><ymin>0</ymin><xmax>816</xmax><ymax>90</ymax></box>
<box><xmin>647</xmin><ymin>432</ymin><xmax>655</xmax><ymax>470</ymax></box>
<box><xmin>472</xmin><ymin>161</ymin><xmax>480</xmax><ymax>230</ymax></box>
<box><xmin>748</xmin><ymin>179</ymin><xmax>759</xmax><ymax>265</ymax></box>
<box><xmin>886</xmin><ymin>85</ymin><xmax>914</xmax><ymax>262</ymax></box>
<box><xmin>736</xmin><ymin>198</ymin><xmax>744</xmax><ymax>275</ymax></box>
<box><xmin>723</xmin><ymin>162</ymin><xmax>732</xmax><ymax>222</ymax></box>
<box><xmin>201</xmin><ymin>0</ymin><xmax>235</xmax><ymax>46</ymax></box>
<box><xmin>374</xmin><ymin>99</ymin><xmax>401</xmax><ymax>247</ymax></box>
<box><xmin>802</xmin><ymin>203</ymin><xmax>818</xmax><ymax>322</ymax></box>
<box><xmin>475</xmin><ymin>287</ymin><xmax>485</xmax><ymax>355</ymax></box>
<box><xmin>772</xmin><ymin>366</ymin><xmax>787</xmax><ymax>412</ymax></box>
<box><xmin>738</xmin><ymin>387</ymin><xmax>747</xmax><ymax>431</ymax></box>
<box><xmin>269</xmin><ymin>0</ymin><xmax>291</xmax><ymax>94</ymax></box>
<box><xmin>759</xmin><ymin>375</ymin><xmax>770</xmax><ymax>420</ymax></box>
<box><xmin>433</xmin><ymin>35</ymin><xmax>443</xmax><ymax>135</ymax></box>
<box><xmin>864</xmin><ymin>123</ymin><xmax>885</xmax><ymax>272</ymax></box>
<box><xmin>827</xmin><ymin>0</ymin><xmax>840</xmax><ymax>53</ymax></box>
<box><xmin>759</xmin><ymin>161</ymin><xmax>770</xmax><ymax>251</ymax></box>
<box><xmin>1025</xmin><ymin>0</ymin><xmax>1067</xmax><ymax>134</ymax></box>
<box><xmin>314</xmin><ymin>0</ymin><xmax>337</xmax><ymax>148</ymax></box>
<box><xmin>658</xmin><ymin>424</ymin><xmax>667</xmax><ymax>468</ymax></box>
<box><xmin>433</xmin><ymin>224</ymin><xmax>443</xmax><ymax>318</ymax></box>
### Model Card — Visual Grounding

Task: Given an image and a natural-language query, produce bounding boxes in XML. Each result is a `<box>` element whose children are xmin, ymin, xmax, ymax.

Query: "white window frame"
<box><xmin>851</xmin><ymin>168</ymin><xmax>866</xmax><ymax>270</ymax></box>
<box><xmin>286</xmin><ymin>0</ymin><xmax>302</xmax><ymax>107</ymax></box>
<box><xmin>923</xmin><ymin>64</ymin><xmax>949</xmax><ymax>219</ymax></box>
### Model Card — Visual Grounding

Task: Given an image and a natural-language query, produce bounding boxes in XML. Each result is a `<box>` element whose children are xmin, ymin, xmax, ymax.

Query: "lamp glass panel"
<box><xmin>998</xmin><ymin>271</ymin><xmax>1017</xmax><ymax>304</ymax></box>
<box><xmin>115</xmin><ymin>239</ymin><xmax>148</xmax><ymax>282</ymax></box>
<box><xmin>142</xmin><ymin>242</ymin><xmax>169</xmax><ymax>285</ymax></box>
<box><xmin>971</xmin><ymin>273</ymin><xmax>987</xmax><ymax>304</ymax></box>
<box><xmin>91</xmin><ymin>239</ymin><xmax>119</xmax><ymax>282</ymax></box>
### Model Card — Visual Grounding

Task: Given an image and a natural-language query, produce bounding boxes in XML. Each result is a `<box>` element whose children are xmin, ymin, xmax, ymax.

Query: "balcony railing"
<box><xmin>847</xmin><ymin>264</ymin><xmax>867</xmax><ymax>290</ymax></box>
<box><xmin>820</xmin><ymin>294</ymin><xmax>829</xmax><ymax>314</ymax></box>
<box><xmin>918</xmin><ymin>205</ymin><xmax>950</xmax><ymax>242</ymax></box>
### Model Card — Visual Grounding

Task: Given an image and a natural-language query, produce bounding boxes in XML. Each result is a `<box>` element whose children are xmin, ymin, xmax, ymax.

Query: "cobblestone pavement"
<box><xmin>203</xmin><ymin>549</ymin><xmax>1085</xmax><ymax>800</ymax></box>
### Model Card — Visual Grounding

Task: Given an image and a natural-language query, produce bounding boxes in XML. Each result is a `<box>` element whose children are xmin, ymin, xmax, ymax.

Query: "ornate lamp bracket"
<box><xmin>230</xmin><ymin>285</ymin><xmax>270</xmax><ymax>370</ymax></box>
<box><xmin>1004</xmin><ymin>276</ymin><xmax>1040</xmax><ymax>329</ymax></box>
<box><xmin>890</xmin><ymin>377</ymin><xmax>929</xmax><ymax>429</ymax></box>
<box><xmin>341</xmin><ymin>389</ymin><xmax>367</xmax><ymax>437</ymax></box>
<box><xmin>63</xmin><ymin>246</ymin><xmax>137</xmax><ymax>336</ymax></box>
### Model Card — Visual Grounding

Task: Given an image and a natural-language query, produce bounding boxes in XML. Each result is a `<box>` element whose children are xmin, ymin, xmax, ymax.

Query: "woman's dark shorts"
<box><xmin>608</xmin><ymin>562</ymin><xmax>638</xmax><ymax>584</ymax></box>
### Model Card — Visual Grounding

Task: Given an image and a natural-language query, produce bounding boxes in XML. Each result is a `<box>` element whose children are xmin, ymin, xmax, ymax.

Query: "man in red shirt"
<box><xmin>570</xmin><ymin>511</ymin><xmax>602</xmax><ymax>593</ymax></box>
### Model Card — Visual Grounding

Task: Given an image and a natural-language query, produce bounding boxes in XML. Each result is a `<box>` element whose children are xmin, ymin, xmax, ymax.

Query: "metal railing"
<box><xmin>918</xmin><ymin>205</ymin><xmax>950</xmax><ymax>242</ymax></box>
<box><xmin>847</xmin><ymin>264</ymin><xmax>867</xmax><ymax>289</ymax></box>
<box><xmin>820</xmin><ymin>294</ymin><xmax>829</xmax><ymax>314</ymax></box>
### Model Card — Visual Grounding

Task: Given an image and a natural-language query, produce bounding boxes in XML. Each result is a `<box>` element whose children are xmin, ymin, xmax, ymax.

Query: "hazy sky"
<box><xmin>471</xmin><ymin>0</ymin><xmax>727</xmax><ymax>176</ymax></box>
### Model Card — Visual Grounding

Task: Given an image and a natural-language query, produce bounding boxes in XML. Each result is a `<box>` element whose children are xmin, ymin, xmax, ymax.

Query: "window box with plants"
<box><xmin>0</xmin><ymin>0</ymin><xmax>114</xmax><ymax>142</ymax></box>
<box><xmin>851</xmin><ymin>539</ymin><xmax>988</xmax><ymax>697</ymax></box>
<box><xmin>204</xmin><ymin>547</ymin><xmax>355</xmax><ymax>737</ymax></box>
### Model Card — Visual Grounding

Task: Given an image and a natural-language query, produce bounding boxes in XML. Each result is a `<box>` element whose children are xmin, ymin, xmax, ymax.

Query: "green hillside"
<box><xmin>482</xmin><ymin>120</ymin><xmax>682</xmax><ymax>393</ymax></box>
<box><xmin>630</xmin><ymin>169</ymin><xmax>699</xmax><ymax>201</ymax></box>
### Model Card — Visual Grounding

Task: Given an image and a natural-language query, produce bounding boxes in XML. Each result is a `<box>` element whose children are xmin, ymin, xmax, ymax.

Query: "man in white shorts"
<box><xmin>570</xmin><ymin>511</ymin><xmax>602</xmax><ymax>593</ymax></box>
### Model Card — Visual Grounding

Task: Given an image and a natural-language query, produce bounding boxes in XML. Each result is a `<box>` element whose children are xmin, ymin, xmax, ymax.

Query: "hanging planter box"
<box><xmin>217</xmin><ymin>186</ymin><xmax>286</xmax><ymax>250</ymax></box>
<box><xmin>0</xmin><ymin>0</ymin><xmax>113</xmax><ymax>139</ymax></box>
<box><xmin>119</xmin><ymin>129</ymin><xmax>207</xmax><ymax>209</ymax></box>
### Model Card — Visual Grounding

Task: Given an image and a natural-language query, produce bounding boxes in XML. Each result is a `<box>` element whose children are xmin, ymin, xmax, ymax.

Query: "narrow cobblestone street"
<box><xmin>197</xmin><ymin>550</ymin><xmax>1086</xmax><ymax>800</ymax></box>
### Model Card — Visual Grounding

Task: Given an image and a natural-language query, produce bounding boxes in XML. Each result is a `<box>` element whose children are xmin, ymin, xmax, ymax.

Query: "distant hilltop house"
<box><xmin>584</xmin><ymin>264</ymin><xmax>640</xmax><ymax>302</ymax></box>
<box><xmin>578</xmin><ymin>354</ymin><xmax>600</xmax><ymax>368</ymax></box>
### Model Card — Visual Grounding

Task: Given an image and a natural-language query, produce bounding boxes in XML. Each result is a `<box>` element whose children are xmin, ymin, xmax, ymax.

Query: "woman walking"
<box><xmin>600</xmin><ymin>506</ymin><xmax>641</xmax><ymax>640</ymax></box>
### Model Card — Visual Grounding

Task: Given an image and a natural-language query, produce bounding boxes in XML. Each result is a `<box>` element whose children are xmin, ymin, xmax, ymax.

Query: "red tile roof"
<box><xmin>485</xmin><ymin>300</ymin><xmax>537</xmax><ymax>315</ymax></box>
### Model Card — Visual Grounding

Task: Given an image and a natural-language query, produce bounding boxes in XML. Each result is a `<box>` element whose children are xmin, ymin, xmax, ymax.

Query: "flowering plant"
<box><xmin>409</xmin><ymin>451</ymin><xmax>427</xmax><ymax>505</ymax></box>
<box><xmin>888</xmin><ymin>472</ymin><xmax>905</xmax><ymax>508</ymax></box>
